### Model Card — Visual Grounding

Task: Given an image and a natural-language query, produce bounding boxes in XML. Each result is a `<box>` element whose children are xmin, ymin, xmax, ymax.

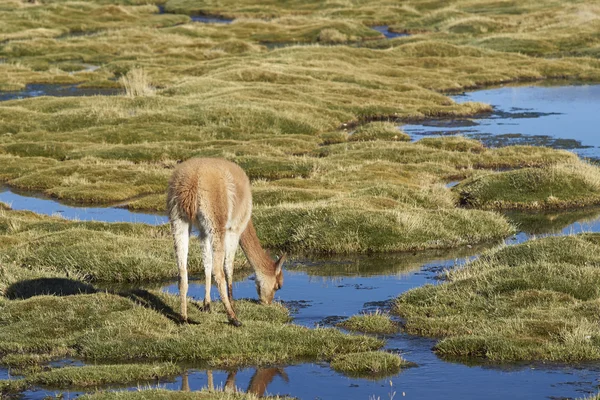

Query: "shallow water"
<box><xmin>157</xmin><ymin>5</ymin><xmax>233</xmax><ymax>24</ymax></box>
<box><xmin>0</xmin><ymin>186</ymin><xmax>167</xmax><ymax>225</ymax></box>
<box><xmin>0</xmin><ymin>84</ymin><xmax>121</xmax><ymax>102</ymax></box>
<box><xmin>371</xmin><ymin>26</ymin><xmax>409</xmax><ymax>39</ymax></box>
<box><xmin>403</xmin><ymin>83</ymin><xmax>600</xmax><ymax>160</ymax></box>
<box><xmin>190</xmin><ymin>15</ymin><xmax>233</xmax><ymax>24</ymax></box>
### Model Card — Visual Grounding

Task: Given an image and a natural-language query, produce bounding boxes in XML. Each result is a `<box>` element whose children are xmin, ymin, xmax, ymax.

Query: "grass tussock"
<box><xmin>395</xmin><ymin>234</ymin><xmax>600</xmax><ymax>362</ymax></box>
<box><xmin>1</xmin><ymin>363</ymin><xmax>183</xmax><ymax>391</ymax></box>
<box><xmin>337</xmin><ymin>312</ymin><xmax>398</xmax><ymax>335</ymax></box>
<box><xmin>349</xmin><ymin>122</ymin><xmax>410</xmax><ymax>142</ymax></box>
<box><xmin>456</xmin><ymin>161</ymin><xmax>600</xmax><ymax>210</ymax></box>
<box><xmin>330</xmin><ymin>351</ymin><xmax>409</xmax><ymax>378</ymax></box>
<box><xmin>120</xmin><ymin>68</ymin><xmax>155</xmax><ymax>98</ymax></box>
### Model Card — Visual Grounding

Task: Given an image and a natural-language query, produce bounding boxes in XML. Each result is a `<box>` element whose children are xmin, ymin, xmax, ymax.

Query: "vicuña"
<box><xmin>167</xmin><ymin>158</ymin><xmax>285</xmax><ymax>326</ymax></box>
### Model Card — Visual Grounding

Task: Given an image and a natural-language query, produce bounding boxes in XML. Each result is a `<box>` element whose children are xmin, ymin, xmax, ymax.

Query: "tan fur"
<box><xmin>167</xmin><ymin>157</ymin><xmax>285</xmax><ymax>326</ymax></box>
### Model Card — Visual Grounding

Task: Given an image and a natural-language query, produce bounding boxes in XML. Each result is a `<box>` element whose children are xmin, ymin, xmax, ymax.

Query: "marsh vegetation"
<box><xmin>1</xmin><ymin>0</ymin><xmax>600</xmax><ymax>397</ymax></box>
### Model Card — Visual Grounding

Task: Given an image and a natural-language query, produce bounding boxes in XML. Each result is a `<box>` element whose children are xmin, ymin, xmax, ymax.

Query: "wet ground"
<box><xmin>403</xmin><ymin>83</ymin><xmax>600</xmax><ymax>160</ymax></box>
<box><xmin>4</xmin><ymin>83</ymin><xmax>600</xmax><ymax>399</ymax></box>
<box><xmin>0</xmin><ymin>84</ymin><xmax>120</xmax><ymax>101</ymax></box>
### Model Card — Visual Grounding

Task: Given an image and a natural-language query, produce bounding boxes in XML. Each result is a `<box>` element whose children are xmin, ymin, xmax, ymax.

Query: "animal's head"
<box><xmin>256</xmin><ymin>253</ymin><xmax>286</xmax><ymax>305</ymax></box>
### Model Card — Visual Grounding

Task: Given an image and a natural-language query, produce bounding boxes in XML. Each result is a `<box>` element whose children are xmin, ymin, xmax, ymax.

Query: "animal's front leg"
<box><xmin>224</xmin><ymin>231</ymin><xmax>239</xmax><ymax>309</ymax></box>
<box><xmin>171</xmin><ymin>217</ymin><xmax>190</xmax><ymax>322</ymax></box>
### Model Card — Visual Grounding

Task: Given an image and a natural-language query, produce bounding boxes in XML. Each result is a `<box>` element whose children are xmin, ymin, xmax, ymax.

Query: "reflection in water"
<box><xmin>292</xmin><ymin>243</ymin><xmax>493</xmax><ymax>278</ymax></box>
<box><xmin>506</xmin><ymin>207</ymin><xmax>600</xmax><ymax>235</ymax></box>
<box><xmin>403</xmin><ymin>83</ymin><xmax>600</xmax><ymax>160</ymax></box>
<box><xmin>181</xmin><ymin>368</ymin><xmax>287</xmax><ymax>397</ymax></box>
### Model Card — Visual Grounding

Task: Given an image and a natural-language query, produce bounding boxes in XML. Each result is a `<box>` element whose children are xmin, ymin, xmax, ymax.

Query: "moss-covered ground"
<box><xmin>337</xmin><ymin>312</ymin><xmax>398</xmax><ymax>335</ymax></box>
<box><xmin>395</xmin><ymin>234</ymin><xmax>600</xmax><ymax>362</ymax></box>
<box><xmin>330</xmin><ymin>351</ymin><xmax>409</xmax><ymax>378</ymax></box>
<box><xmin>2</xmin><ymin>0</ymin><xmax>600</xmax><ymax>396</ymax></box>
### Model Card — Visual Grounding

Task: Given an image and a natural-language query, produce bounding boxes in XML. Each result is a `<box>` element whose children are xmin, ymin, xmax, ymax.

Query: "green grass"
<box><xmin>0</xmin><ymin>363</ymin><xmax>182</xmax><ymax>392</ymax></box>
<box><xmin>349</xmin><ymin>122</ymin><xmax>410</xmax><ymax>142</ymax></box>
<box><xmin>337</xmin><ymin>313</ymin><xmax>398</xmax><ymax>335</ymax></box>
<box><xmin>395</xmin><ymin>234</ymin><xmax>600</xmax><ymax>362</ymax></box>
<box><xmin>456</xmin><ymin>161</ymin><xmax>600</xmax><ymax>210</ymax></box>
<box><xmin>0</xmin><ymin>289</ymin><xmax>381</xmax><ymax>368</ymax></box>
<box><xmin>330</xmin><ymin>351</ymin><xmax>409</xmax><ymax>378</ymax></box>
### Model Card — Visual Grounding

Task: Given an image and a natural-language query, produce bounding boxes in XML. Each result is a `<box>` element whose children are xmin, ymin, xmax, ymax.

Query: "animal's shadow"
<box><xmin>5</xmin><ymin>278</ymin><xmax>187</xmax><ymax>324</ymax></box>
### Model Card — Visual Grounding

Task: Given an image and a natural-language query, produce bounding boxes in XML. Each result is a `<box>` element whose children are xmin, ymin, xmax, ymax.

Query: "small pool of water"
<box><xmin>403</xmin><ymin>83</ymin><xmax>600</xmax><ymax>160</ymax></box>
<box><xmin>0</xmin><ymin>84</ymin><xmax>121</xmax><ymax>102</ymax></box>
<box><xmin>0</xmin><ymin>186</ymin><xmax>167</xmax><ymax>225</ymax></box>
<box><xmin>157</xmin><ymin>5</ymin><xmax>233</xmax><ymax>24</ymax></box>
<box><xmin>190</xmin><ymin>15</ymin><xmax>233</xmax><ymax>24</ymax></box>
<box><xmin>371</xmin><ymin>26</ymin><xmax>409</xmax><ymax>39</ymax></box>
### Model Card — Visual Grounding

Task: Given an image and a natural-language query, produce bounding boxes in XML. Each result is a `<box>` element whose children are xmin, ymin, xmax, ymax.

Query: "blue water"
<box><xmin>0</xmin><ymin>84</ymin><xmax>120</xmax><ymax>102</ymax></box>
<box><xmin>372</xmin><ymin>26</ymin><xmax>410</xmax><ymax>39</ymax></box>
<box><xmin>403</xmin><ymin>84</ymin><xmax>600</xmax><ymax>160</ymax></box>
<box><xmin>0</xmin><ymin>186</ymin><xmax>167</xmax><ymax>225</ymax></box>
<box><xmin>190</xmin><ymin>15</ymin><xmax>233</xmax><ymax>24</ymax></box>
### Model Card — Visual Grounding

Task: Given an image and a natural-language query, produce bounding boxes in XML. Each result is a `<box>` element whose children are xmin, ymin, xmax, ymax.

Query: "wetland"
<box><xmin>1</xmin><ymin>0</ymin><xmax>600</xmax><ymax>398</ymax></box>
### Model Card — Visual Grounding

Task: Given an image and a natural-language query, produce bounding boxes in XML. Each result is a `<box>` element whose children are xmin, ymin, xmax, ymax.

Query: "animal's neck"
<box><xmin>240</xmin><ymin>219</ymin><xmax>275</xmax><ymax>276</ymax></box>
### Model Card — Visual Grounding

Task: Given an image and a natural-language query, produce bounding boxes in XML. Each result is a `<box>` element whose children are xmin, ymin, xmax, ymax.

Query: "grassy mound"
<box><xmin>456</xmin><ymin>162</ymin><xmax>600</xmax><ymax>209</ymax></box>
<box><xmin>395</xmin><ymin>234</ymin><xmax>600</xmax><ymax>362</ymax></box>
<box><xmin>349</xmin><ymin>122</ymin><xmax>410</xmax><ymax>142</ymax></box>
<box><xmin>418</xmin><ymin>136</ymin><xmax>485</xmax><ymax>153</ymax></box>
<box><xmin>0</xmin><ymin>290</ymin><xmax>381</xmax><ymax>368</ymax></box>
<box><xmin>330</xmin><ymin>351</ymin><xmax>408</xmax><ymax>378</ymax></box>
<box><xmin>0</xmin><ymin>363</ymin><xmax>182</xmax><ymax>393</ymax></box>
<box><xmin>337</xmin><ymin>313</ymin><xmax>398</xmax><ymax>335</ymax></box>
<box><xmin>253</xmin><ymin>204</ymin><xmax>514</xmax><ymax>253</ymax></box>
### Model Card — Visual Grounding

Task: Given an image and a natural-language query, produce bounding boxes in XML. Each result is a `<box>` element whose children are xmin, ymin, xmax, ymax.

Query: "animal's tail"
<box><xmin>167</xmin><ymin>173</ymin><xmax>198</xmax><ymax>221</ymax></box>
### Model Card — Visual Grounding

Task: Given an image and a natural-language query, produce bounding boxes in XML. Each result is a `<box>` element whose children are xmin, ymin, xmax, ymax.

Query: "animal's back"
<box><xmin>167</xmin><ymin>158</ymin><xmax>252</xmax><ymax>230</ymax></box>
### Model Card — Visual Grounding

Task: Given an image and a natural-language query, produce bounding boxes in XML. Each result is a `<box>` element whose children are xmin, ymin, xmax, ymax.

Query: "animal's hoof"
<box><xmin>202</xmin><ymin>303</ymin><xmax>211</xmax><ymax>313</ymax></box>
<box><xmin>230</xmin><ymin>319</ymin><xmax>243</xmax><ymax>327</ymax></box>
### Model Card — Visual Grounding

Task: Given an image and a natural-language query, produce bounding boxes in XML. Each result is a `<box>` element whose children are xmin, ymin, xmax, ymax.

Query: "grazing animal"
<box><xmin>167</xmin><ymin>158</ymin><xmax>285</xmax><ymax>326</ymax></box>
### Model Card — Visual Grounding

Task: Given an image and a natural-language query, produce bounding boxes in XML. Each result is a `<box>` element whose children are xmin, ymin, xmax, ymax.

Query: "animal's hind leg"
<box><xmin>224</xmin><ymin>230</ymin><xmax>240</xmax><ymax>307</ymax></box>
<box><xmin>213</xmin><ymin>234</ymin><xmax>241</xmax><ymax>326</ymax></box>
<box><xmin>200</xmin><ymin>230</ymin><xmax>213</xmax><ymax>313</ymax></box>
<box><xmin>171</xmin><ymin>216</ymin><xmax>191</xmax><ymax>322</ymax></box>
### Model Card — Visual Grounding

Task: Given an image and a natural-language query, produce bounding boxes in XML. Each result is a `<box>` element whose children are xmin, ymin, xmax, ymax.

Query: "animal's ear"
<box><xmin>275</xmin><ymin>253</ymin><xmax>287</xmax><ymax>275</ymax></box>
